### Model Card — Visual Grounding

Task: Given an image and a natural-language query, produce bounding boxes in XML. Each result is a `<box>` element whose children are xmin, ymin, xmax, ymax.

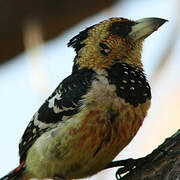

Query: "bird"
<box><xmin>0</xmin><ymin>17</ymin><xmax>167</xmax><ymax>180</ymax></box>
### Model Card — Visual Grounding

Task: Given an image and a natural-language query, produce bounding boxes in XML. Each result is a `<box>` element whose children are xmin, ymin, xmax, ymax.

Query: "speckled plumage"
<box><xmin>24</xmin><ymin>66</ymin><xmax>151</xmax><ymax>179</ymax></box>
<box><xmin>0</xmin><ymin>17</ymin><xmax>167</xmax><ymax>180</ymax></box>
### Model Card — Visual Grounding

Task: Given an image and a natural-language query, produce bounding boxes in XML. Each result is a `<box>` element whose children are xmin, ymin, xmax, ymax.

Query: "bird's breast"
<box><xmin>25</xmin><ymin>66</ymin><xmax>151</xmax><ymax>179</ymax></box>
<box><xmin>62</xmin><ymin>97</ymin><xmax>150</xmax><ymax>179</ymax></box>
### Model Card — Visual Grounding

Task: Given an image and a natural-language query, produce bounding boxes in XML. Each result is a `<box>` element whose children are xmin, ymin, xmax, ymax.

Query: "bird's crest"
<box><xmin>67</xmin><ymin>25</ymin><xmax>95</xmax><ymax>52</ymax></box>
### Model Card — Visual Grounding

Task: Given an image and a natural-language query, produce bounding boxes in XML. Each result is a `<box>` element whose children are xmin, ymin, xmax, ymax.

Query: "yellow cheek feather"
<box><xmin>76</xmin><ymin>19</ymin><xmax>143</xmax><ymax>70</ymax></box>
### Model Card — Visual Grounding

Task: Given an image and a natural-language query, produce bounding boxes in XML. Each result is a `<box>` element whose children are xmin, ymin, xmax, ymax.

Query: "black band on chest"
<box><xmin>106</xmin><ymin>62</ymin><xmax>151</xmax><ymax>107</ymax></box>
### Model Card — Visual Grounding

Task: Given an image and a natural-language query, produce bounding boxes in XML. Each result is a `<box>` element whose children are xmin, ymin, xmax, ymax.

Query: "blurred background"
<box><xmin>0</xmin><ymin>0</ymin><xmax>179</xmax><ymax>179</ymax></box>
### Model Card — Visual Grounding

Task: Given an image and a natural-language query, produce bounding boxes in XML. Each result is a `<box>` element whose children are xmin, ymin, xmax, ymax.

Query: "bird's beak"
<box><xmin>129</xmin><ymin>17</ymin><xmax>168</xmax><ymax>41</ymax></box>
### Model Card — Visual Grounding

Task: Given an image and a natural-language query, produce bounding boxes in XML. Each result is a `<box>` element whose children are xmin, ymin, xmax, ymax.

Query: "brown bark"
<box><xmin>106</xmin><ymin>129</ymin><xmax>180</xmax><ymax>180</ymax></box>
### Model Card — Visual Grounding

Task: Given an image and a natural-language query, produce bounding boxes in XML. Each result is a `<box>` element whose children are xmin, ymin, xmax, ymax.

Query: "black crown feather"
<box><xmin>67</xmin><ymin>25</ymin><xmax>95</xmax><ymax>52</ymax></box>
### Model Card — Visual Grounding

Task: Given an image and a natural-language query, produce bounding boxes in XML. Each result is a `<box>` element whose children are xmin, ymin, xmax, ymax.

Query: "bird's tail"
<box><xmin>0</xmin><ymin>162</ymin><xmax>25</xmax><ymax>180</ymax></box>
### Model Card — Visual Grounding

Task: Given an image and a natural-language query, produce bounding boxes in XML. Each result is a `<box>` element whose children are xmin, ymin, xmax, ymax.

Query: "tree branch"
<box><xmin>105</xmin><ymin>129</ymin><xmax>180</xmax><ymax>180</ymax></box>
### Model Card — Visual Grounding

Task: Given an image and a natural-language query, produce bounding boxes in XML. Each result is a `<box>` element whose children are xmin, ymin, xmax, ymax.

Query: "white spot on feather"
<box><xmin>48</xmin><ymin>96</ymin><xmax>56</xmax><ymax>108</ymax></box>
<box><xmin>48</xmin><ymin>93</ymin><xmax>62</xmax><ymax>108</ymax></box>
<box><xmin>53</xmin><ymin>105</ymin><xmax>74</xmax><ymax>114</ymax></box>
<box><xmin>33</xmin><ymin>112</ymin><xmax>57</xmax><ymax>129</ymax></box>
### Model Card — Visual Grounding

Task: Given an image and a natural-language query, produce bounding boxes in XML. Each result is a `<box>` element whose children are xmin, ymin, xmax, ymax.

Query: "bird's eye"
<box><xmin>99</xmin><ymin>42</ymin><xmax>112</xmax><ymax>56</ymax></box>
<box><xmin>110</xmin><ymin>21</ymin><xmax>135</xmax><ymax>37</ymax></box>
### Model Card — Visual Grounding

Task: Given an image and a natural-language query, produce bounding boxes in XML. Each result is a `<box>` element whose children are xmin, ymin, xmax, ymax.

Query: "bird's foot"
<box><xmin>105</xmin><ymin>157</ymin><xmax>147</xmax><ymax>180</ymax></box>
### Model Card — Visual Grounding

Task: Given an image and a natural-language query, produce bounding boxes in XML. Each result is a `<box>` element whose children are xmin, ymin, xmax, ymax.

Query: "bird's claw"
<box><xmin>113</xmin><ymin>157</ymin><xmax>148</xmax><ymax>179</ymax></box>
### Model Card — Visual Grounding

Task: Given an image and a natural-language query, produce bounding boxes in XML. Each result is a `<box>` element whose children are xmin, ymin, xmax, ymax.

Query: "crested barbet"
<box><xmin>1</xmin><ymin>17</ymin><xmax>167</xmax><ymax>180</ymax></box>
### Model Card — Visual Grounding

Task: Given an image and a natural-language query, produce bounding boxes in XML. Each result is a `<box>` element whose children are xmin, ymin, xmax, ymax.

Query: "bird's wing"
<box><xmin>19</xmin><ymin>68</ymin><xmax>95</xmax><ymax>162</ymax></box>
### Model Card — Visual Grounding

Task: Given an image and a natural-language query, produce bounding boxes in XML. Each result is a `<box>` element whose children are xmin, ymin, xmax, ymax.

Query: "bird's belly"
<box><xmin>63</xmin><ymin>102</ymin><xmax>149</xmax><ymax>179</ymax></box>
<box><xmin>25</xmin><ymin>100</ymin><xmax>150</xmax><ymax>179</ymax></box>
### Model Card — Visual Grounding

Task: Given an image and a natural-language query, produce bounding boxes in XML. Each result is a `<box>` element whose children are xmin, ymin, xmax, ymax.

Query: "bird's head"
<box><xmin>68</xmin><ymin>17</ymin><xmax>167</xmax><ymax>71</ymax></box>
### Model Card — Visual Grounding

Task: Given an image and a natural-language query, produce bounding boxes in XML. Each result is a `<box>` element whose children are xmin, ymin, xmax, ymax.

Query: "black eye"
<box><xmin>99</xmin><ymin>42</ymin><xmax>112</xmax><ymax>56</ymax></box>
<box><xmin>110</xmin><ymin>21</ymin><xmax>135</xmax><ymax>37</ymax></box>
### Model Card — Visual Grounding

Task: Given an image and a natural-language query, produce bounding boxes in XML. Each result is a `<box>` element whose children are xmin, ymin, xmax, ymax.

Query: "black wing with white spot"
<box><xmin>19</xmin><ymin>68</ymin><xmax>95</xmax><ymax>162</ymax></box>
